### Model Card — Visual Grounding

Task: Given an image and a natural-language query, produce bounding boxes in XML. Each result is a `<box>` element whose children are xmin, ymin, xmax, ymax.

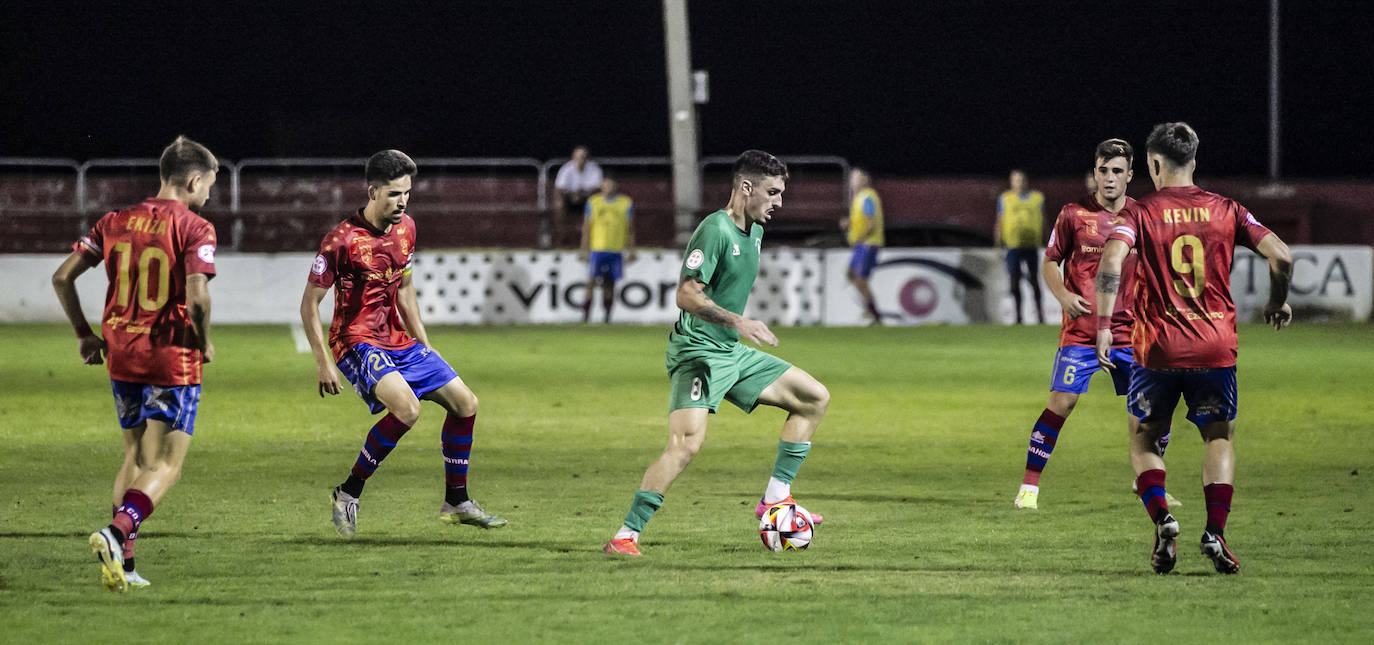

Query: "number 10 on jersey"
<box><xmin>111</xmin><ymin>242</ymin><xmax>171</xmax><ymax>311</ymax></box>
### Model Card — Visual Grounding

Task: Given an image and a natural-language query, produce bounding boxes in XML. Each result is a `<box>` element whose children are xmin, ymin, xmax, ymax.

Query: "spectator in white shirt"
<box><xmin>552</xmin><ymin>145</ymin><xmax>603</xmax><ymax>247</ymax></box>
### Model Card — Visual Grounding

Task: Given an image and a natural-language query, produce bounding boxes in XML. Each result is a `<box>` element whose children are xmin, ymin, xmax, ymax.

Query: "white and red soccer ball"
<box><xmin>759</xmin><ymin>502</ymin><xmax>814</xmax><ymax>552</ymax></box>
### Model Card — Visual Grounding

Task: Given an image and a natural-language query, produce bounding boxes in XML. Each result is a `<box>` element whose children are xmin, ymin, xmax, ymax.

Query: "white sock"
<box><xmin>614</xmin><ymin>525</ymin><xmax>639</xmax><ymax>541</ymax></box>
<box><xmin>764</xmin><ymin>477</ymin><xmax>791</xmax><ymax>504</ymax></box>
<box><xmin>1019</xmin><ymin>483</ymin><xmax>1039</xmax><ymax>493</ymax></box>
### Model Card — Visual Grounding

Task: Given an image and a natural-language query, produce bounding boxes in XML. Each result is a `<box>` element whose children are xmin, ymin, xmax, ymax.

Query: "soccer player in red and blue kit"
<box><xmin>52</xmin><ymin>136</ymin><xmax>219</xmax><ymax>592</ymax></box>
<box><xmin>300</xmin><ymin>150</ymin><xmax>506</xmax><ymax>537</ymax></box>
<box><xmin>1014</xmin><ymin>139</ymin><xmax>1157</xmax><ymax>509</ymax></box>
<box><xmin>1096</xmin><ymin>123</ymin><xmax>1293</xmax><ymax>574</ymax></box>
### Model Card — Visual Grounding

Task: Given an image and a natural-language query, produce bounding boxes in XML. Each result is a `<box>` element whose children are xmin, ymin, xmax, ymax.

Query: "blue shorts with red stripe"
<box><xmin>111</xmin><ymin>380</ymin><xmax>202</xmax><ymax>435</ymax></box>
<box><xmin>1050</xmin><ymin>345</ymin><xmax>1134</xmax><ymax>395</ymax></box>
<box><xmin>337</xmin><ymin>342</ymin><xmax>459</xmax><ymax>414</ymax></box>
<box><xmin>1128</xmin><ymin>366</ymin><xmax>1237</xmax><ymax>428</ymax></box>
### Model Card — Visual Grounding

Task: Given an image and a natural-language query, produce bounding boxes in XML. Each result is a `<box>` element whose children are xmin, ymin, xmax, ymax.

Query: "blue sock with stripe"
<box><xmin>1022</xmin><ymin>409</ymin><xmax>1065</xmax><ymax>486</ymax></box>
<box><xmin>442</xmin><ymin>414</ymin><xmax>475</xmax><ymax>505</ymax></box>
<box><xmin>347</xmin><ymin>413</ymin><xmax>412</xmax><ymax>490</ymax></box>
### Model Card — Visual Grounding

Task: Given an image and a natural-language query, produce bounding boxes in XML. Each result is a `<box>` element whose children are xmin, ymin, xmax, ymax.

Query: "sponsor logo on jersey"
<box><xmin>686</xmin><ymin>248</ymin><xmax>705</xmax><ymax>269</ymax></box>
<box><xmin>732</xmin><ymin>243</ymin><xmax>741</xmax><ymax>256</ymax></box>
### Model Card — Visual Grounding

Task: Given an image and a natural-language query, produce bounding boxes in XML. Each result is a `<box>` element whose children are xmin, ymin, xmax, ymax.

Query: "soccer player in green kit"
<box><xmin>604</xmin><ymin>150</ymin><xmax>831</xmax><ymax>556</ymax></box>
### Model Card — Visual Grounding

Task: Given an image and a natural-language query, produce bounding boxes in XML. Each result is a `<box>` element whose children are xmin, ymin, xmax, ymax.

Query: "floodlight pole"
<box><xmin>664</xmin><ymin>0</ymin><xmax>702</xmax><ymax>244</ymax></box>
<box><xmin>1268</xmin><ymin>0</ymin><xmax>1281</xmax><ymax>180</ymax></box>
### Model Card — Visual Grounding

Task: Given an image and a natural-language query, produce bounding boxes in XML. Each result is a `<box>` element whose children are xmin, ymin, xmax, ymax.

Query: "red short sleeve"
<box><xmin>309</xmin><ymin>232</ymin><xmax>347</xmax><ymax>288</ymax></box>
<box><xmin>73</xmin><ymin>211</ymin><xmax>114</xmax><ymax>261</ymax></box>
<box><xmin>182</xmin><ymin>218</ymin><xmax>217</xmax><ymax>278</ymax></box>
<box><xmin>1233</xmin><ymin>203</ymin><xmax>1275</xmax><ymax>253</ymax></box>
<box><xmin>1107</xmin><ymin>205</ymin><xmax>1139</xmax><ymax>247</ymax></box>
<box><xmin>1045</xmin><ymin>205</ymin><xmax>1075</xmax><ymax>262</ymax></box>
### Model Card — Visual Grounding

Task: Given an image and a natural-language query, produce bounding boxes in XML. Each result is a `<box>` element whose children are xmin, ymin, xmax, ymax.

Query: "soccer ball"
<box><xmin>758</xmin><ymin>502</ymin><xmax>814</xmax><ymax>551</ymax></box>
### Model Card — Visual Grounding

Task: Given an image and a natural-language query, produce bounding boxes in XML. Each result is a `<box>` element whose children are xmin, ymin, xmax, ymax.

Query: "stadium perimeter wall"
<box><xmin>1</xmin><ymin>246</ymin><xmax>1367</xmax><ymax>326</ymax></box>
<box><xmin>6</xmin><ymin>167</ymin><xmax>1374</xmax><ymax>251</ymax></box>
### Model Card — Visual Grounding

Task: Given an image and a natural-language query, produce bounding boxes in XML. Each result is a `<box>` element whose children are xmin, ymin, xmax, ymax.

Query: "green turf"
<box><xmin>1</xmin><ymin>323</ymin><xmax>1371</xmax><ymax>643</ymax></box>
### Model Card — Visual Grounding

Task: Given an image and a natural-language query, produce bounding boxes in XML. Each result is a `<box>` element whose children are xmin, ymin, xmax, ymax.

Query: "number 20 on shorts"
<box><xmin>367</xmin><ymin>351</ymin><xmax>396</xmax><ymax>376</ymax></box>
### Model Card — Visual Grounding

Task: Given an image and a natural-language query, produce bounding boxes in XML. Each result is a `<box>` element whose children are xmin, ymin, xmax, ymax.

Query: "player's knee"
<box><xmin>1199</xmin><ymin>422</ymin><xmax>1233</xmax><ymax>442</ymax></box>
<box><xmin>665</xmin><ymin>443</ymin><xmax>698</xmax><ymax>469</ymax></box>
<box><xmin>800</xmin><ymin>381</ymin><xmax>830</xmax><ymax>416</ymax></box>
<box><xmin>394</xmin><ymin>400</ymin><xmax>422</xmax><ymax>427</ymax></box>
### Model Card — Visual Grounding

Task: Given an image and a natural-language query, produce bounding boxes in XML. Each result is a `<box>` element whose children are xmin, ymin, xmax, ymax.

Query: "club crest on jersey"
<box><xmin>352</xmin><ymin>237</ymin><xmax>374</xmax><ymax>265</ymax></box>
<box><xmin>732</xmin><ymin>243</ymin><xmax>741</xmax><ymax>256</ymax></box>
<box><xmin>686</xmin><ymin>248</ymin><xmax>705</xmax><ymax>269</ymax></box>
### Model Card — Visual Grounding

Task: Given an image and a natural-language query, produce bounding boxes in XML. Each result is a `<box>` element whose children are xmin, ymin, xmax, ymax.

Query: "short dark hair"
<box><xmin>732</xmin><ymin>149</ymin><xmax>788</xmax><ymax>182</ymax></box>
<box><xmin>159</xmin><ymin>135</ymin><xmax>218</xmax><ymax>181</ymax></box>
<box><xmin>1145</xmin><ymin>122</ymin><xmax>1199</xmax><ymax>166</ymax></box>
<box><xmin>1095</xmin><ymin>138</ymin><xmax>1134</xmax><ymax>166</ymax></box>
<box><xmin>365</xmin><ymin>149</ymin><xmax>418</xmax><ymax>186</ymax></box>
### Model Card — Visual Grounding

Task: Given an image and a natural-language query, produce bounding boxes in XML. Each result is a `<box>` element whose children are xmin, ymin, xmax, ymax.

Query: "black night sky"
<box><xmin>3</xmin><ymin>0</ymin><xmax>1372</xmax><ymax>177</ymax></box>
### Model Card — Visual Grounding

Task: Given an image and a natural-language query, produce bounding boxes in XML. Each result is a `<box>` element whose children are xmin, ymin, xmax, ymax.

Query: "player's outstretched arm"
<box><xmin>51</xmin><ymin>252</ymin><xmax>105</xmax><ymax>364</ymax></box>
<box><xmin>1257</xmin><ymin>233</ymin><xmax>1294</xmax><ymax>330</ymax></box>
<box><xmin>396</xmin><ymin>272</ymin><xmax>432</xmax><ymax>349</ymax></box>
<box><xmin>1042</xmin><ymin>258</ymin><xmax>1090</xmax><ymax>319</ymax></box>
<box><xmin>186</xmin><ymin>273</ymin><xmax>213</xmax><ymax>363</ymax></box>
<box><xmin>675</xmin><ymin>275</ymin><xmax>777</xmax><ymax>347</ymax></box>
<box><xmin>300</xmin><ymin>283</ymin><xmax>342</xmax><ymax>396</ymax></box>
<box><xmin>1093</xmin><ymin>240</ymin><xmax>1129</xmax><ymax>368</ymax></box>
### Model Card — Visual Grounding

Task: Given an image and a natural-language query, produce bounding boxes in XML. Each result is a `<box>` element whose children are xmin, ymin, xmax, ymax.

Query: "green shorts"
<box><xmin>666</xmin><ymin>343</ymin><xmax>792</xmax><ymax>413</ymax></box>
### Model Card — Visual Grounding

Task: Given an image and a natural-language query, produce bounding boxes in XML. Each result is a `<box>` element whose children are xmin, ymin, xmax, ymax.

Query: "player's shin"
<box><xmin>617</xmin><ymin>489</ymin><xmax>664</xmax><ymax>539</ymax></box>
<box><xmin>441</xmin><ymin>413</ymin><xmax>475</xmax><ymax>505</ymax></box>
<box><xmin>343</xmin><ymin>413</ymin><xmax>412</xmax><ymax>496</ymax></box>
<box><xmin>764</xmin><ymin>440</ymin><xmax>811</xmax><ymax>504</ymax></box>
<box><xmin>1022</xmin><ymin>409</ymin><xmax>1065</xmax><ymax>486</ymax></box>
<box><xmin>1204</xmin><ymin>483</ymin><xmax>1234</xmax><ymax>535</ymax></box>
<box><xmin>1135</xmin><ymin>469</ymin><xmax>1170</xmax><ymax>523</ymax></box>
<box><xmin>109</xmin><ymin>489</ymin><xmax>154</xmax><ymax>544</ymax></box>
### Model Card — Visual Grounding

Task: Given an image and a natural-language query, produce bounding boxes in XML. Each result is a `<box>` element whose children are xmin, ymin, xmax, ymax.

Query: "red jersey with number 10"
<box><xmin>308</xmin><ymin>211</ymin><xmax>419</xmax><ymax>360</ymax></box>
<box><xmin>74</xmin><ymin>198</ymin><xmax>217</xmax><ymax>385</ymax></box>
<box><xmin>1107</xmin><ymin>186</ymin><xmax>1274</xmax><ymax>369</ymax></box>
<box><xmin>1045</xmin><ymin>195</ymin><xmax>1138</xmax><ymax>348</ymax></box>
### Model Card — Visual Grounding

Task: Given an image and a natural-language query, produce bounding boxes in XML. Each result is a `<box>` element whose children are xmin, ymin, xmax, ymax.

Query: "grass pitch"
<box><xmin>1</xmin><ymin>323</ymin><xmax>1372</xmax><ymax>643</ymax></box>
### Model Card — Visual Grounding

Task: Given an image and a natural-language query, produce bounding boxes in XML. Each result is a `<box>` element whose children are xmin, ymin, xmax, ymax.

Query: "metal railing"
<box><xmin>0</xmin><ymin>155</ymin><xmax>850</xmax><ymax>250</ymax></box>
<box><xmin>2</xmin><ymin>155</ymin><xmax>849</xmax><ymax>214</ymax></box>
<box><xmin>0</xmin><ymin>158</ymin><xmax>82</xmax><ymax>211</ymax></box>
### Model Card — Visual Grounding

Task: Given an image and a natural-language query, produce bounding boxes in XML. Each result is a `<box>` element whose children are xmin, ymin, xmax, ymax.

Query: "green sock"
<box><xmin>622</xmin><ymin>489</ymin><xmax>664</xmax><ymax>532</ymax></box>
<box><xmin>771</xmin><ymin>440</ymin><xmax>812</xmax><ymax>484</ymax></box>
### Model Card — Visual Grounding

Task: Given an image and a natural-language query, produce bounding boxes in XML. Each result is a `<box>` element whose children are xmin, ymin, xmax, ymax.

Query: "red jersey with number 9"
<box><xmin>74</xmin><ymin>198</ymin><xmax>217</xmax><ymax>385</ymax></box>
<box><xmin>1107</xmin><ymin>186</ymin><xmax>1273</xmax><ymax>369</ymax></box>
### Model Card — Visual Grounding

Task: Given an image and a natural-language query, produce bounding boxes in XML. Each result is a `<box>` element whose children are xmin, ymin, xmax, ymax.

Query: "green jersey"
<box><xmin>668</xmin><ymin>210</ymin><xmax>763</xmax><ymax>353</ymax></box>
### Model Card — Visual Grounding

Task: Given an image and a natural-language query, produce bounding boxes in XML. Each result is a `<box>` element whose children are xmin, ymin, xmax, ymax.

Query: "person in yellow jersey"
<box><xmin>580</xmin><ymin>175</ymin><xmax>635</xmax><ymax>323</ymax></box>
<box><xmin>838</xmin><ymin>168</ymin><xmax>885</xmax><ymax>324</ymax></box>
<box><xmin>994</xmin><ymin>169</ymin><xmax>1046</xmax><ymax>324</ymax></box>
